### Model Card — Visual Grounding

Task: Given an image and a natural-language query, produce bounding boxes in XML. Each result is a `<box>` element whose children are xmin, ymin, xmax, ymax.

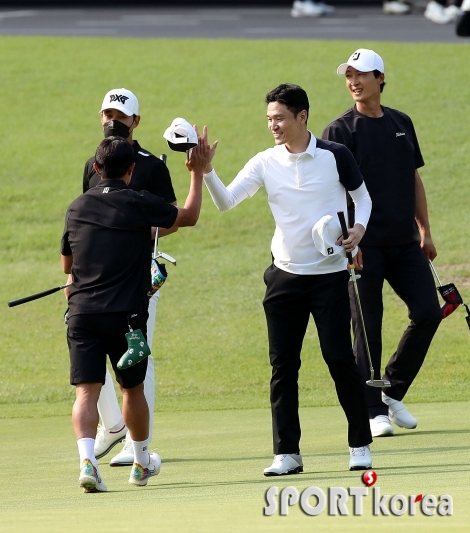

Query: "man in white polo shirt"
<box><xmin>201</xmin><ymin>84</ymin><xmax>374</xmax><ymax>475</ymax></box>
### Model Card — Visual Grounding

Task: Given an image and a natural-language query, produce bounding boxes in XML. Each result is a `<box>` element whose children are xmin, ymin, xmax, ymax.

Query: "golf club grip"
<box><xmin>337</xmin><ymin>211</ymin><xmax>354</xmax><ymax>265</ymax></box>
<box><xmin>7</xmin><ymin>286</ymin><xmax>63</xmax><ymax>307</ymax></box>
<box><xmin>160</xmin><ymin>154</ymin><xmax>167</xmax><ymax>164</ymax></box>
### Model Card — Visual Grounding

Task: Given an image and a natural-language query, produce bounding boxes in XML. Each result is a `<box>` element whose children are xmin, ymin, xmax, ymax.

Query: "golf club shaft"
<box><xmin>152</xmin><ymin>154</ymin><xmax>167</xmax><ymax>259</ymax></box>
<box><xmin>7</xmin><ymin>283</ymin><xmax>72</xmax><ymax>308</ymax></box>
<box><xmin>429</xmin><ymin>260</ymin><xmax>442</xmax><ymax>286</ymax></box>
<box><xmin>337</xmin><ymin>211</ymin><xmax>375</xmax><ymax>381</ymax></box>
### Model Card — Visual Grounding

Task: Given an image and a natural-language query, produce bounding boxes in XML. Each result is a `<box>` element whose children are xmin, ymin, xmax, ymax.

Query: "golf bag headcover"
<box><xmin>147</xmin><ymin>259</ymin><xmax>167</xmax><ymax>298</ymax></box>
<box><xmin>117</xmin><ymin>329</ymin><xmax>151</xmax><ymax>369</ymax></box>
<box><xmin>437</xmin><ymin>283</ymin><xmax>463</xmax><ymax>318</ymax></box>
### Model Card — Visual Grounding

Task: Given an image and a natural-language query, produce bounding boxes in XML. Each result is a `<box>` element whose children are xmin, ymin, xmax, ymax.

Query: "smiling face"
<box><xmin>266</xmin><ymin>101</ymin><xmax>308</xmax><ymax>151</ymax></box>
<box><xmin>345</xmin><ymin>66</ymin><xmax>384</xmax><ymax>106</ymax></box>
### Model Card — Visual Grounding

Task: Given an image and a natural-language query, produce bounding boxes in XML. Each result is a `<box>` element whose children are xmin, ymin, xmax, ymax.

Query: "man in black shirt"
<box><xmin>82</xmin><ymin>88</ymin><xmax>177</xmax><ymax>466</ymax></box>
<box><xmin>322</xmin><ymin>49</ymin><xmax>442</xmax><ymax>438</ymax></box>
<box><xmin>62</xmin><ymin>136</ymin><xmax>208</xmax><ymax>492</ymax></box>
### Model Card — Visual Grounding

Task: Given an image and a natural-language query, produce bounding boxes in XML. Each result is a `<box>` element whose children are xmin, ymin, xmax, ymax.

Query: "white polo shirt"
<box><xmin>204</xmin><ymin>132</ymin><xmax>371</xmax><ymax>275</ymax></box>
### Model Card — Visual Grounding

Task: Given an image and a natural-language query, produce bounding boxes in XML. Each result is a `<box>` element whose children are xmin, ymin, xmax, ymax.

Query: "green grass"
<box><xmin>0</xmin><ymin>36</ymin><xmax>469</xmax><ymax>533</ymax></box>
<box><xmin>1</xmin><ymin>403</ymin><xmax>469</xmax><ymax>532</ymax></box>
<box><xmin>0</xmin><ymin>36</ymin><xmax>469</xmax><ymax>412</ymax></box>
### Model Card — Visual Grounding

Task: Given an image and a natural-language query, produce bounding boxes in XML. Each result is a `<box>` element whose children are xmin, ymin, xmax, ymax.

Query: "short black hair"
<box><xmin>94</xmin><ymin>136</ymin><xmax>135</xmax><ymax>180</ymax></box>
<box><xmin>373</xmin><ymin>70</ymin><xmax>386</xmax><ymax>93</ymax></box>
<box><xmin>265</xmin><ymin>84</ymin><xmax>309</xmax><ymax>120</ymax></box>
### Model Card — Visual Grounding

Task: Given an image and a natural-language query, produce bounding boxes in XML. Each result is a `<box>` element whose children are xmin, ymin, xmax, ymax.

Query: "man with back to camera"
<box><xmin>322</xmin><ymin>49</ymin><xmax>442</xmax><ymax>438</ymax></box>
<box><xmin>199</xmin><ymin>83</ymin><xmax>374</xmax><ymax>475</ymax></box>
<box><xmin>80</xmin><ymin>88</ymin><xmax>177</xmax><ymax>466</ymax></box>
<box><xmin>62</xmin><ymin>135</ymin><xmax>209</xmax><ymax>492</ymax></box>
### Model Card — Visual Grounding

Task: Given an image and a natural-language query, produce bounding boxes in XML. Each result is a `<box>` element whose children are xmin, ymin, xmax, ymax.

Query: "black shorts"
<box><xmin>67</xmin><ymin>311</ymin><xmax>148</xmax><ymax>389</ymax></box>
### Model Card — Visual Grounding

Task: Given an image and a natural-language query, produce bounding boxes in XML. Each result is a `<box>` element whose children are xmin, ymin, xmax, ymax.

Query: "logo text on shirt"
<box><xmin>396</xmin><ymin>132</ymin><xmax>405</xmax><ymax>137</ymax></box>
<box><xmin>103</xmin><ymin>187</ymin><xmax>110</xmax><ymax>193</ymax></box>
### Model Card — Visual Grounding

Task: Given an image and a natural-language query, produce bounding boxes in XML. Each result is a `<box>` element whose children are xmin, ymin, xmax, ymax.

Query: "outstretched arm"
<box><xmin>198</xmin><ymin>125</ymin><xmax>259</xmax><ymax>211</ymax></box>
<box><xmin>170</xmin><ymin>135</ymin><xmax>211</xmax><ymax>228</ymax></box>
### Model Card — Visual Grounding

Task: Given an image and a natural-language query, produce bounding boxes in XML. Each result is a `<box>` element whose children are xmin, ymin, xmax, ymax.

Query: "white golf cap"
<box><xmin>312</xmin><ymin>215</ymin><xmax>357</xmax><ymax>258</ymax></box>
<box><xmin>163</xmin><ymin>118</ymin><xmax>198</xmax><ymax>152</ymax></box>
<box><xmin>337</xmin><ymin>48</ymin><xmax>385</xmax><ymax>75</ymax></box>
<box><xmin>99</xmin><ymin>88</ymin><xmax>139</xmax><ymax>116</ymax></box>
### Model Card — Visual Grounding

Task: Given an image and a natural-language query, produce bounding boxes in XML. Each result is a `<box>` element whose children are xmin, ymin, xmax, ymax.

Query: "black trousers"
<box><xmin>263</xmin><ymin>264</ymin><xmax>372</xmax><ymax>455</ymax></box>
<box><xmin>350</xmin><ymin>242</ymin><xmax>442</xmax><ymax>418</ymax></box>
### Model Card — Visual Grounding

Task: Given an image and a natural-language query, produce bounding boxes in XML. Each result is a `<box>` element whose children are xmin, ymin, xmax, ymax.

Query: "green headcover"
<box><xmin>117</xmin><ymin>329</ymin><xmax>151</xmax><ymax>369</ymax></box>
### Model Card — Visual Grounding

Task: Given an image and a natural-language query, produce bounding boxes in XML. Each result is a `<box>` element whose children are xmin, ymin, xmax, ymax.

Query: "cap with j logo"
<box><xmin>337</xmin><ymin>49</ymin><xmax>384</xmax><ymax>75</ymax></box>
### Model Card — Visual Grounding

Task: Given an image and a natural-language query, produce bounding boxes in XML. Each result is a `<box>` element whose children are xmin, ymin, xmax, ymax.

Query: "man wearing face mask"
<box><xmin>81</xmin><ymin>88</ymin><xmax>177</xmax><ymax>467</ymax></box>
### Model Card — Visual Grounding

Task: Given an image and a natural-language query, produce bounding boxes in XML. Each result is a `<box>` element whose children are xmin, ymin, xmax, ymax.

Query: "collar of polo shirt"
<box><xmin>276</xmin><ymin>131</ymin><xmax>317</xmax><ymax>161</ymax></box>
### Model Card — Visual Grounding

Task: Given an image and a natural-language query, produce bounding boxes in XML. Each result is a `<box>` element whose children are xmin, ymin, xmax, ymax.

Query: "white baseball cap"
<box><xmin>99</xmin><ymin>88</ymin><xmax>139</xmax><ymax>116</ymax></box>
<box><xmin>312</xmin><ymin>215</ymin><xmax>358</xmax><ymax>258</ymax></box>
<box><xmin>337</xmin><ymin>49</ymin><xmax>385</xmax><ymax>75</ymax></box>
<box><xmin>163</xmin><ymin>118</ymin><xmax>198</xmax><ymax>152</ymax></box>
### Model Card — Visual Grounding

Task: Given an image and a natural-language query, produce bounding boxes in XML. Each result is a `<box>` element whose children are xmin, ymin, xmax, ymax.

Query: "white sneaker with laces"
<box><xmin>110</xmin><ymin>435</ymin><xmax>134</xmax><ymax>466</ymax></box>
<box><xmin>383</xmin><ymin>1</ymin><xmax>412</xmax><ymax>14</ymax></box>
<box><xmin>94</xmin><ymin>424</ymin><xmax>127</xmax><ymax>459</ymax></box>
<box><xmin>382</xmin><ymin>392</ymin><xmax>417</xmax><ymax>429</ymax></box>
<box><xmin>78</xmin><ymin>458</ymin><xmax>108</xmax><ymax>493</ymax></box>
<box><xmin>425</xmin><ymin>0</ymin><xmax>455</xmax><ymax>23</ymax></box>
<box><xmin>349</xmin><ymin>445</ymin><xmax>372</xmax><ymax>471</ymax></box>
<box><xmin>370</xmin><ymin>415</ymin><xmax>395</xmax><ymax>437</ymax></box>
<box><xmin>263</xmin><ymin>453</ymin><xmax>303</xmax><ymax>476</ymax></box>
<box><xmin>291</xmin><ymin>1</ymin><xmax>324</xmax><ymax>18</ymax></box>
<box><xmin>129</xmin><ymin>452</ymin><xmax>161</xmax><ymax>486</ymax></box>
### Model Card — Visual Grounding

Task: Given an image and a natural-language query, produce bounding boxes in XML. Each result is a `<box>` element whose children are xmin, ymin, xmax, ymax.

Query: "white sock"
<box><xmin>77</xmin><ymin>438</ymin><xmax>97</xmax><ymax>467</ymax></box>
<box><xmin>132</xmin><ymin>439</ymin><xmax>150</xmax><ymax>467</ymax></box>
<box><xmin>97</xmin><ymin>366</ymin><xmax>124</xmax><ymax>430</ymax></box>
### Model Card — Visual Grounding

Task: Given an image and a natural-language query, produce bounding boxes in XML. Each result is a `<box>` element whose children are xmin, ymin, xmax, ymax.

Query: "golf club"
<box><xmin>156</xmin><ymin>154</ymin><xmax>176</xmax><ymax>267</ymax></box>
<box><xmin>155</xmin><ymin>251</ymin><xmax>177</xmax><ymax>265</ymax></box>
<box><xmin>7</xmin><ymin>283</ymin><xmax>72</xmax><ymax>308</ymax></box>
<box><xmin>337</xmin><ymin>211</ymin><xmax>391</xmax><ymax>388</ymax></box>
<box><xmin>429</xmin><ymin>260</ymin><xmax>470</xmax><ymax>328</ymax></box>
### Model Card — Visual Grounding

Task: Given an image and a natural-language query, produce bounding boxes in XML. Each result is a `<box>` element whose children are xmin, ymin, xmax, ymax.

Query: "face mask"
<box><xmin>103</xmin><ymin>119</ymin><xmax>133</xmax><ymax>139</ymax></box>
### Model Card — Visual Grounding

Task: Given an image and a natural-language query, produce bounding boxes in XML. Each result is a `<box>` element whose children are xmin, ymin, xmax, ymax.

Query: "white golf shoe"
<box><xmin>78</xmin><ymin>459</ymin><xmax>108</xmax><ymax>493</ymax></box>
<box><xmin>291</xmin><ymin>1</ymin><xmax>325</xmax><ymax>17</ymax></box>
<box><xmin>263</xmin><ymin>453</ymin><xmax>303</xmax><ymax>476</ymax></box>
<box><xmin>383</xmin><ymin>1</ymin><xmax>412</xmax><ymax>15</ymax></box>
<box><xmin>349</xmin><ymin>445</ymin><xmax>372</xmax><ymax>471</ymax></box>
<box><xmin>424</xmin><ymin>0</ymin><xmax>455</xmax><ymax>23</ymax></box>
<box><xmin>128</xmin><ymin>452</ymin><xmax>161</xmax><ymax>486</ymax></box>
<box><xmin>382</xmin><ymin>392</ymin><xmax>417</xmax><ymax>429</ymax></box>
<box><xmin>370</xmin><ymin>415</ymin><xmax>395</xmax><ymax>437</ymax></box>
<box><xmin>110</xmin><ymin>436</ymin><xmax>134</xmax><ymax>466</ymax></box>
<box><xmin>94</xmin><ymin>424</ymin><xmax>127</xmax><ymax>459</ymax></box>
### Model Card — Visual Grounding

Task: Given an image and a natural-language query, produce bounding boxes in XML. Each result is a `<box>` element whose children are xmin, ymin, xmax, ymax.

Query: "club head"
<box><xmin>366</xmin><ymin>379</ymin><xmax>391</xmax><ymax>388</ymax></box>
<box><xmin>156</xmin><ymin>251</ymin><xmax>177</xmax><ymax>266</ymax></box>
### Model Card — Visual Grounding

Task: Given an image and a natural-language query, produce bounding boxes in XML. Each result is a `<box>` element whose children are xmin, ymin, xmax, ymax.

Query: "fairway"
<box><xmin>1</xmin><ymin>403</ymin><xmax>469</xmax><ymax>532</ymax></box>
<box><xmin>0</xmin><ymin>34</ymin><xmax>469</xmax><ymax>533</ymax></box>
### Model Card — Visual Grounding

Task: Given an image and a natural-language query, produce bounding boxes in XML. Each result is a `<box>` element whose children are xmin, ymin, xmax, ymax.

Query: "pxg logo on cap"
<box><xmin>100</xmin><ymin>88</ymin><xmax>139</xmax><ymax>116</ymax></box>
